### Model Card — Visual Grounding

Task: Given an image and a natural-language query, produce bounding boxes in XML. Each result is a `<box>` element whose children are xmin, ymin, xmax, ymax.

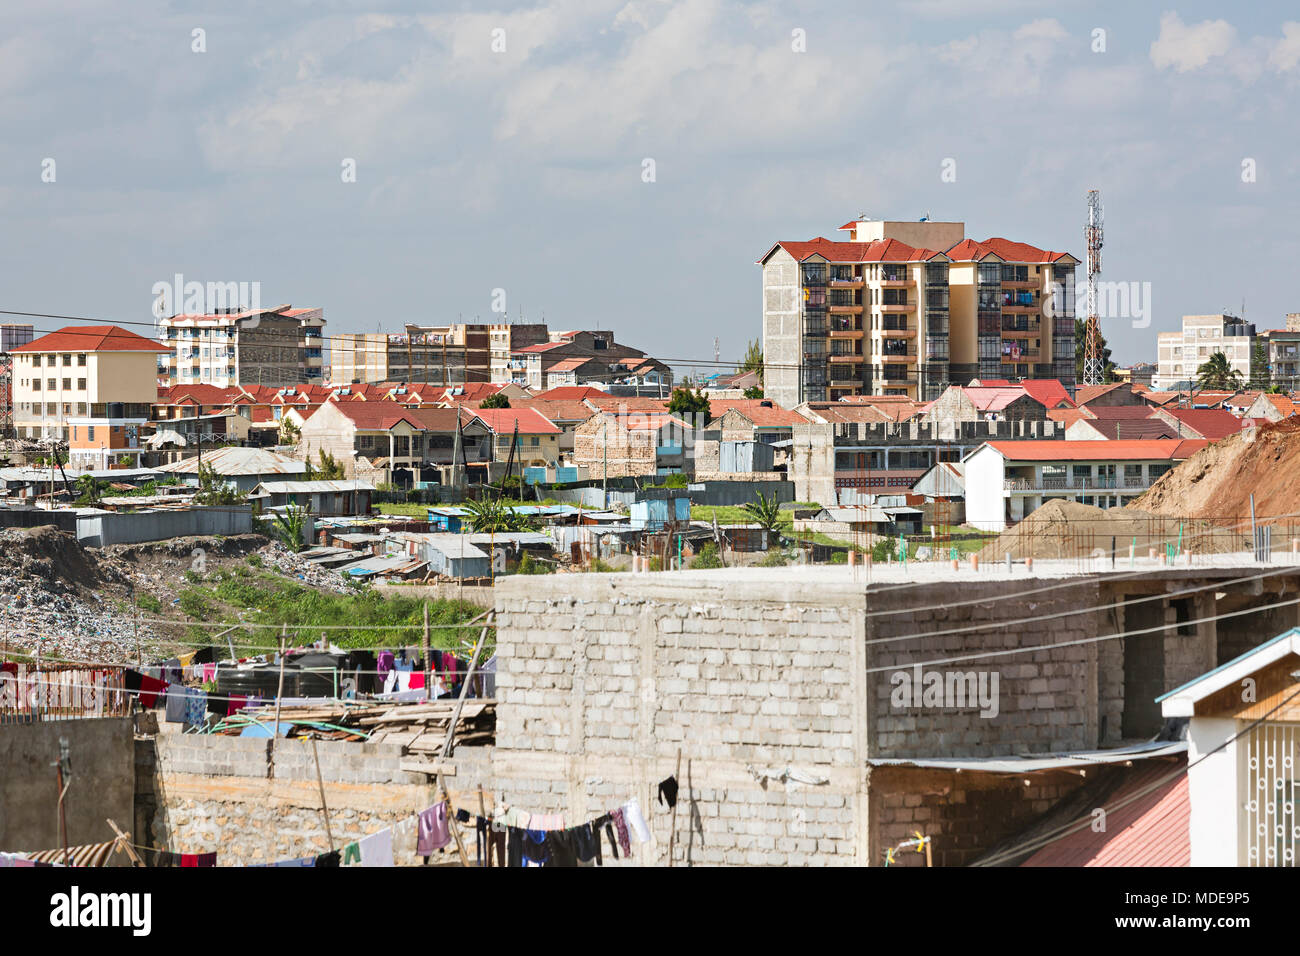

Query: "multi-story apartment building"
<box><xmin>512</xmin><ymin>330</ymin><xmax>669</xmax><ymax>392</ymax></box>
<box><xmin>10</xmin><ymin>325</ymin><xmax>169</xmax><ymax>442</ymax></box>
<box><xmin>1258</xmin><ymin>328</ymin><xmax>1300</xmax><ymax>392</ymax></box>
<box><xmin>759</xmin><ymin>219</ymin><xmax>1077</xmax><ymax>406</ymax></box>
<box><xmin>1154</xmin><ymin>314</ymin><xmax>1256</xmax><ymax>390</ymax></box>
<box><xmin>157</xmin><ymin>305</ymin><xmax>325</xmax><ymax>388</ymax></box>
<box><xmin>329</xmin><ymin>324</ymin><xmax>495</xmax><ymax>386</ymax></box>
<box><xmin>490</xmin><ymin>323</ymin><xmax>548</xmax><ymax>384</ymax></box>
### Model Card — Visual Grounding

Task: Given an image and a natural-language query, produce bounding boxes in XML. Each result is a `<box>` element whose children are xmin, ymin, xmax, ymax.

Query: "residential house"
<box><xmin>11</xmin><ymin>325</ymin><xmax>170</xmax><ymax>442</ymax></box>
<box><xmin>573</xmin><ymin>410</ymin><xmax>693</xmax><ymax>478</ymax></box>
<box><xmin>1151</xmin><ymin>407</ymin><xmax>1251</xmax><ymax>441</ymax></box>
<box><xmin>1244</xmin><ymin>392</ymin><xmax>1299</xmax><ymax>423</ymax></box>
<box><xmin>964</xmin><ymin>439</ymin><xmax>1208</xmax><ymax>531</ymax></box>
<box><xmin>512</xmin><ymin>330</ymin><xmax>669</xmax><ymax>392</ymax></box>
<box><xmin>919</xmin><ymin>384</ymin><xmax>1051</xmax><ymax>425</ymax></box>
<box><xmin>470</xmin><ymin>407</ymin><xmax>563</xmax><ymax>469</ymax></box>
<box><xmin>1158</xmin><ymin>628</ymin><xmax>1300</xmax><ymax>867</ymax></box>
<box><xmin>156</xmin><ymin>445</ymin><xmax>307</xmax><ymax>494</ymax></box>
<box><xmin>252</xmin><ymin>479</ymin><xmax>376</xmax><ymax>517</ymax></box>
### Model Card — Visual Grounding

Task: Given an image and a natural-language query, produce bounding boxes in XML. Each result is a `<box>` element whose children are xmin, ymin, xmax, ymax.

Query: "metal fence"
<box><xmin>0</xmin><ymin>664</ymin><xmax>132</xmax><ymax>722</ymax></box>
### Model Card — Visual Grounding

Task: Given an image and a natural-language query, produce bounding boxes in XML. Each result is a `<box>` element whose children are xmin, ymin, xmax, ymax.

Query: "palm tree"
<box><xmin>742</xmin><ymin>491</ymin><xmax>784</xmax><ymax>539</ymax></box>
<box><xmin>1196</xmin><ymin>351</ymin><xmax>1244</xmax><ymax>391</ymax></box>
<box><xmin>271</xmin><ymin>504</ymin><xmax>310</xmax><ymax>552</ymax></box>
<box><xmin>464</xmin><ymin>498</ymin><xmax>536</xmax><ymax>533</ymax></box>
<box><xmin>74</xmin><ymin>474</ymin><xmax>105</xmax><ymax>505</ymax></box>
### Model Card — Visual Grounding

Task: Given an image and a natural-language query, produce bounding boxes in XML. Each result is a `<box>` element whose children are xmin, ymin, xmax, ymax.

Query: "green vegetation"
<box><xmin>739</xmin><ymin>338</ymin><xmax>763</xmax><ymax>378</ymax></box>
<box><xmin>278</xmin><ymin>418</ymin><xmax>301</xmax><ymax>445</ymax></box>
<box><xmin>177</xmin><ymin>571</ymin><xmax>486</xmax><ymax>652</ymax></box>
<box><xmin>304</xmin><ymin>449</ymin><xmax>346</xmax><ymax>480</ymax></box>
<box><xmin>479</xmin><ymin>392</ymin><xmax>511</xmax><ymax>409</ymax></box>
<box><xmin>756</xmin><ymin>550</ymin><xmax>789</xmax><ymax>567</ymax></box>
<box><xmin>270</xmin><ymin>504</ymin><xmax>311</xmax><ymax>552</ymax></box>
<box><xmin>464</xmin><ymin>497</ymin><xmax>537</xmax><ymax>533</ymax></box>
<box><xmin>1074</xmin><ymin>317</ymin><xmax>1117</xmax><ymax>383</ymax></box>
<box><xmin>742</xmin><ymin>491</ymin><xmax>784</xmax><ymax>536</ymax></box>
<box><xmin>135</xmin><ymin>593</ymin><xmax>163</xmax><ymax>615</ymax></box>
<box><xmin>1196</xmin><ymin>351</ymin><xmax>1245</xmax><ymax>391</ymax></box>
<box><xmin>742</xmin><ymin>386</ymin><xmax>763</xmax><ymax>400</ymax></box>
<box><xmin>651</xmin><ymin>473</ymin><xmax>690</xmax><ymax>489</ymax></box>
<box><xmin>75</xmin><ymin>474</ymin><xmax>106</xmax><ymax>505</ymax></box>
<box><xmin>667</xmin><ymin>387</ymin><xmax>710</xmax><ymax>419</ymax></box>
<box><xmin>516</xmin><ymin>553</ymin><xmax>555</xmax><ymax>575</ymax></box>
<box><xmin>195</xmin><ymin>460</ymin><xmax>246</xmax><ymax>506</ymax></box>
<box><xmin>689</xmin><ymin>542</ymin><xmax>723</xmax><ymax>569</ymax></box>
<box><xmin>586</xmin><ymin>558</ymin><xmax>618</xmax><ymax>573</ymax></box>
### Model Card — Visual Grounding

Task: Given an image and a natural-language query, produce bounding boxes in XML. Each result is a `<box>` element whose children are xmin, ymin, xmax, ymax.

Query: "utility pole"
<box><xmin>53</xmin><ymin>736</ymin><xmax>72</xmax><ymax>867</ymax></box>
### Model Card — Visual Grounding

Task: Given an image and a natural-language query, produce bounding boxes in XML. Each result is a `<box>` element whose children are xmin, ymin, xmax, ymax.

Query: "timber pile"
<box><xmin>219</xmin><ymin>699</ymin><xmax>496</xmax><ymax>749</ymax></box>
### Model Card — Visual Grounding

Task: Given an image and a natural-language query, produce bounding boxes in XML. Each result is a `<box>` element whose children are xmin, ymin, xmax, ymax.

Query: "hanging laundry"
<box><xmin>227</xmin><ymin>694</ymin><xmax>249</xmax><ymax>716</ymax></box>
<box><xmin>184</xmin><ymin>689</ymin><xmax>207</xmax><ymax>730</ymax></box>
<box><xmin>341</xmin><ymin>842</ymin><xmax>361</xmax><ymax>866</ymax></box>
<box><xmin>545</xmin><ymin>828</ymin><xmax>579</xmax><ymax>867</ymax></box>
<box><xmin>657</xmin><ymin>776</ymin><xmax>679</xmax><ymax>809</ymax></box>
<box><xmin>416</xmin><ymin>803</ymin><xmax>451</xmax><ymax>856</ymax></box>
<box><xmin>573</xmin><ymin>822</ymin><xmax>601</xmax><ymax>867</ymax></box>
<box><xmin>610</xmin><ymin>808</ymin><xmax>632</xmax><ymax>858</ymax></box>
<box><xmin>359</xmin><ymin>828</ymin><xmax>394</xmax><ymax>867</ymax></box>
<box><xmin>164</xmin><ymin>686</ymin><xmax>188</xmax><ymax>723</ymax></box>
<box><xmin>624</xmin><ymin>798</ymin><xmax>651</xmax><ymax>842</ymax></box>
<box><xmin>274</xmin><ymin>856</ymin><xmax>316</xmax><ymax>867</ymax></box>
<box><xmin>316</xmin><ymin>850</ymin><xmax>340</xmax><ymax>867</ymax></box>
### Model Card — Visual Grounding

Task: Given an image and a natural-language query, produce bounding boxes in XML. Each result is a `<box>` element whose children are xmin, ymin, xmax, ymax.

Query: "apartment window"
<box><xmin>77</xmin><ymin>354</ymin><xmax>86</xmax><ymax>366</ymax></box>
<box><xmin>77</xmin><ymin>378</ymin><xmax>86</xmax><ymax>390</ymax></box>
<box><xmin>62</xmin><ymin>354</ymin><xmax>72</xmax><ymax>366</ymax></box>
<box><xmin>63</xmin><ymin>378</ymin><xmax>71</xmax><ymax>390</ymax></box>
<box><xmin>47</xmin><ymin>378</ymin><xmax>55</xmax><ymax>390</ymax></box>
<box><xmin>62</xmin><ymin>404</ymin><xmax>70</xmax><ymax>415</ymax></box>
<box><xmin>88</xmin><ymin>426</ymin><xmax>95</xmax><ymax>441</ymax></box>
<box><xmin>45</xmin><ymin>403</ymin><xmax>55</xmax><ymax>415</ymax></box>
<box><xmin>46</xmin><ymin>355</ymin><xmax>56</xmax><ymax>366</ymax></box>
<box><xmin>530</xmin><ymin>437</ymin><xmax>540</xmax><ymax>447</ymax></box>
<box><xmin>33</xmin><ymin>379</ymin><xmax>41</xmax><ymax>391</ymax></box>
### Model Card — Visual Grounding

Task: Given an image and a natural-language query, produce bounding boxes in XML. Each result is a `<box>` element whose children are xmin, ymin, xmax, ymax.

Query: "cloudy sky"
<box><xmin>2</xmin><ymin>1</ymin><xmax>1297</xmax><ymax>372</ymax></box>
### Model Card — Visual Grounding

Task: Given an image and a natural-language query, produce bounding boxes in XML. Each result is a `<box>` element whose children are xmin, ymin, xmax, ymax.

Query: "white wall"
<box><xmin>1187</xmin><ymin>717</ymin><xmax>1240</xmax><ymax>867</ymax></box>
<box><xmin>963</xmin><ymin>446</ymin><xmax>1008</xmax><ymax>531</ymax></box>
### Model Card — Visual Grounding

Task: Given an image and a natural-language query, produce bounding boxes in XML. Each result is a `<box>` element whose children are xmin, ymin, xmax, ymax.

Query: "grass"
<box><xmin>174</xmin><ymin>570</ymin><xmax>487</xmax><ymax>654</ymax></box>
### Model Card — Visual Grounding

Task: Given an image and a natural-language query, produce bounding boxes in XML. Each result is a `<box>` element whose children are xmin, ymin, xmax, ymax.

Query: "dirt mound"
<box><xmin>0</xmin><ymin>525</ymin><xmax>107</xmax><ymax>591</ymax></box>
<box><xmin>1134</xmin><ymin>418</ymin><xmax>1300</xmax><ymax>523</ymax></box>
<box><xmin>977</xmin><ymin>499</ymin><xmax>1226</xmax><ymax>561</ymax></box>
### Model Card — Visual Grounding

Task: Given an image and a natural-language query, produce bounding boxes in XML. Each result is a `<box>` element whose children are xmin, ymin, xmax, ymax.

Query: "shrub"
<box><xmin>870</xmin><ymin>538</ymin><xmax>894</xmax><ymax>563</ymax></box>
<box><xmin>135</xmin><ymin>593</ymin><xmax>163</xmax><ymax>614</ymax></box>
<box><xmin>757</xmin><ymin>550</ymin><xmax>788</xmax><ymax>567</ymax></box>
<box><xmin>690</xmin><ymin>542</ymin><xmax>723</xmax><ymax>569</ymax></box>
<box><xmin>517</xmin><ymin>553</ymin><xmax>555</xmax><ymax>575</ymax></box>
<box><xmin>247</xmin><ymin>554</ymin><xmax>263</xmax><ymax>568</ymax></box>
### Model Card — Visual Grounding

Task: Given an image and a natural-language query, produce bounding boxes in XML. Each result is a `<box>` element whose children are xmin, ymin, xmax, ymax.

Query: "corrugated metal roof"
<box><xmin>255</xmin><ymin>480</ymin><xmax>377</xmax><ymax>494</ymax></box>
<box><xmin>869</xmin><ymin>739</ymin><xmax>1187</xmax><ymax>773</ymax></box>
<box><xmin>1020</xmin><ymin>760</ymin><xmax>1190</xmax><ymax>867</ymax></box>
<box><xmin>158</xmin><ymin>446</ymin><xmax>307</xmax><ymax>476</ymax></box>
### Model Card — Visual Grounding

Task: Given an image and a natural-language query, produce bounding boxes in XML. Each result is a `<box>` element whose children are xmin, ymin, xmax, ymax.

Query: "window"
<box><xmin>62</xmin><ymin>354</ymin><xmax>72</xmax><ymax>366</ymax></box>
<box><xmin>32</xmin><ymin>379</ymin><xmax>41</xmax><ymax>391</ymax></box>
<box><xmin>530</xmin><ymin>436</ymin><xmax>540</xmax><ymax>447</ymax></box>
<box><xmin>77</xmin><ymin>378</ymin><xmax>86</xmax><ymax>390</ymax></box>
<box><xmin>63</xmin><ymin>378</ymin><xmax>71</xmax><ymax>390</ymax></box>
<box><xmin>88</xmin><ymin>426</ymin><xmax>95</xmax><ymax>441</ymax></box>
<box><xmin>47</xmin><ymin>378</ymin><xmax>55</xmax><ymax>390</ymax></box>
<box><xmin>77</xmin><ymin>354</ymin><xmax>86</xmax><ymax>366</ymax></box>
<box><xmin>46</xmin><ymin>355</ymin><xmax>56</xmax><ymax>366</ymax></box>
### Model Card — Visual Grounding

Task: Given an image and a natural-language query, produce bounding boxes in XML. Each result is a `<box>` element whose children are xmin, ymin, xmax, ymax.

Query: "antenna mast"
<box><xmin>1083</xmin><ymin>189</ymin><xmax>1105</xmax><ymax>386</ymax></box>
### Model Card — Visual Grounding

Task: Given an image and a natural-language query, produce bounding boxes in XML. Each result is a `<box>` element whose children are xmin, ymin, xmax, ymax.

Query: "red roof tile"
<box><xmin>536</xmin><ymin>386</ymin><xmax>609</xmax><ymax>400</ymax></box>
<box><xmin>706</xmin><ymin>399</ymin><xmax>811</xmax><ymax>428</ymax></box>
<box><xmin>1158</xmin><ymin>408</ymin><xmax>1246</xmax><ymax>440</ymax></box>
<box><xmin>13</xmin><ymin>325</ymin><xmax>170</xmax><ymax>353</ymax></box>
<box><xmin>984</xmin><ymin>439</ymin><xmax>1207</xmax><ymax>461</ymax></box>
<box><xmin>470</xmin><ymin>407</ymin><xmax>561</xmax><ymax>435</ymax></box>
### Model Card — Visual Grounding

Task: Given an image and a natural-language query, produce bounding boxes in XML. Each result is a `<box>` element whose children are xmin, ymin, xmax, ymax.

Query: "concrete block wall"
<box><xmin>492</xmin><ymin>573</ymin><xmax>870</xmax><ymax>865</ymax></box>
<box><xmin>142</xmin><ymin>732</ymin><xmax>494</xmax><ymax>866</ymax></box>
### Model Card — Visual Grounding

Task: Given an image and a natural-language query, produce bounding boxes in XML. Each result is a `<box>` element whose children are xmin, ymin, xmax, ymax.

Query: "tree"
<box><xmin>1250</xmin><ymin>339</ymin><xmax>1271</xmax><ymax>390</ymax></box>
<box><xmin>741</xmin><ymin>491</ymin><xmax>784</xmax><ymax>540</ymax></box>
<box><xmin>1074</xmin><ymin>318</ymin><xmax>1116</xmax><ymax>383</ymax></box>
<box><xmin>1196</xmin><ymin>351</ymin><xmax>1244</xmax><ymax>391</ymax></box>
<box><xmin>742</xmin><ymin>386</ymin><xmax>764</xmax><ymax>400</ymax></box>
<box><xmin>194</xmin><ymin>460</ymin><xmax>247</xmax><ymax>506</ymax></box>
<box><xmin>667</xmin><ymin>387</ymin><xmax>710</xmax><ymax>420</ymax></box>
<box><xmin>74</xmin><ymin>474</ymin><xmax>105</xmax><ymax>505</ymax></box>
<box><xmin>464</xmin><ymin>497</ymin><xmax>536</xmax><ymax>533</ymax></box>
<box><xmin>270</xmin><ymin>504</ymin><xmax>310</xmax><ymax>552</ymax></box>
<box><xmin>304</xmin><ymin>449</ymin><xmax>345</xmax><ymax>480</ymax></box>
<box><xmin>739</xmin><ymin>339</ymin><xmax>763</xmax><ymax>379</ymax></box>
<box><xmin>479</xmin><ymin>392</ymin><xmax>511</xmax><ymax>409</ymax></box>
<box><xmin>278</xmin><ymin>418</ymin><xmax>301</xmax><ymax>445</ymax></box>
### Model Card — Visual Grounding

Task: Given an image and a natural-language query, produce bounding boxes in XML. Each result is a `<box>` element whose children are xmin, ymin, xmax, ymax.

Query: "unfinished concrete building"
<box><xmin>158</xmin><ymin>305</ymin><xmax>326</xmax><ymax>388</ymax></box>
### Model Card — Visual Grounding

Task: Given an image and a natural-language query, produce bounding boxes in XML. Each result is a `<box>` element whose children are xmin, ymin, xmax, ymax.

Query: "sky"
<box><xmin>2</xmin><ymin>1</ymin><xmax>1298</xmax><ymax>373</ymax></box>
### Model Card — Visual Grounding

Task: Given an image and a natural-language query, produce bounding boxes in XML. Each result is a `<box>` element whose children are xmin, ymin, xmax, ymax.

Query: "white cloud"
<box><xmin>1268</xmin><ymin>21</ymin><xmax>1300</xmax><ymax>72</ymax></box>
<box><xmin>1014</xmin><ymin>18</ymin><xmax>1069</xmax><ymax>43</ymax></box>
<box><xmin>1149</xmin><ymin>11</ymin><xmax>1235</xmax><ymax>73</ymax></box>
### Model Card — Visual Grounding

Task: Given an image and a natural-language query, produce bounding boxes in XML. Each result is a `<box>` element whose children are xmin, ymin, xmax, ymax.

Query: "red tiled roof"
<box><xmin>963</xmin><ymin>386</ymin><xmax>1034</xmax><ymax>412</ymax></box>
<box><xmin>536</xmin><ymin>386</ymin><xmax>609</xmax><ymax>400</ymax></box>
<box><xmin>801</xmin><ymin>403</ymin><xmax>894</xmax><ymax>424</ymax></box>
<box><xmin>761</xmin><ymin>237</ymin><xmax>946</xmax><ymax>265</ymax></box>
<box><xmin>156</xmin><ymin>384</ymin><xmax>244</xmax><ymax>405</ymax></box>
<box><xmin>1046</xmin><ymin>408</ymin><xmax>1095</xmax><ymax>427</ymax></box>
<box><xmin>1260</xmin><ymin>393</ymin><xmax>1299</xmax><ymax>417</ymax></box>
<box><xmin>318</xmin><ymin>402</ymin><xmax>473</xmax><ymax>432</ymax></box>
<box><xmin>507</xmin><ymin>399</ymin><xmax>596</xmax><ymax>423</ymax></box>
<box><xmin>1021</xmin><ymin>762</ymin><xmax>1189</xmax><ymax>867</ymax></box>
<box><xmin>984</xmin><ymin>439</ymin><xmax>1208</xmax><ymax>461</ymax></box>
<box><xmin>1074</xmin><ymin>383</ymin><xmax>1132</xmax><ymax>405</ymax></box>
<box><xmin>584</xmin><ymin>395</ymin><xmax>670</xmax><ymax>412</ymax></box>
<box><xmin>1159</xmin><ymin>408</ymin><xmax>1246</xmax><ymax>440</ymax></box>
<box><xmin>515</xmin><ymin>341</ymin><xmax>567</xmax><ymax>354</ymax></box>
<box><xmin>470</xmin><ymin>407</ymin><xmax>561</xmax><ymax>435</ymax></box>
<box><xmin>1074</xmin><ymin>419</ymin><xmax>1178</xmax><ymax>441</ymax></box>
<box><xmin>1018</xmin><ymin>379</ymin><xmax>1075</xmax><ymax>409</ymax></box>
<box><xmin>13</xmin><ymin>325</ymin><xmax>170</xmax><ymax>353</ymax></box>
<box><xmin>977</xmin><ymin>237</ymin><xmax>1074</xmax><ymax>263</ymax></box>
<box><xmin>548</xmin><ymin>356</ymin><xmax>602</xmax><ymax>373</ymax></box>
<box><xmin>706</xmin><ymin>399</ymin><xmax>810</xmax><ymax>428</ymax></box>
<box><xmin>438</xmin><ymin>382</ymin><xmax>507</xmax><ymax>403</ymax></box>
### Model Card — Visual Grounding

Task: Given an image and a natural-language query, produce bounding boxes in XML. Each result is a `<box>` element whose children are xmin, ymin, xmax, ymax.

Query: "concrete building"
<box><xmin>1154</xmin><ymin>314</ymin><xmax>1256</xmax><ymax>390</ymax></box>
<box><xmin>469</xmin><ymin>407</ymin><xmax>563</xmax><ymax>469</ymax></box>
<box><xmin>1258</xmin><ymin>328</ymin><xmax>1300</xmax><ymax>392</ymax></box>
<box><xmin>10</xmin><ymin>325</ymin><xmax>169</xmax><ymax>441</ymax></box>
<box><xmin>157</xmin><ymin>305</ymin><xmax>325</xmax><ymax>388</ymax></box>
<box><xmin>513</xmin><ymin>330</ymin><xmax>669</xmax><ymax>392</ymax></box>
<box><xmin>963</xmin><ymin>439</ymin><xmax>1207</xmax><ymax>531</ymax></box>
<box><xmin>490</xmin><ymin>323</ymin><xmax>549</xmax><ymax>384</ymax></box>
<box><xmin>156</xmin><ymin>445</ymin><xmax>306</xmax><ymax>493</ymax></box>
<box><xmin>329</xmin><ymin>325</ymin><xmax>492</xmax><ymax>386</ymax></box>
<box><xmin>573</xmin><ymin>410</ymin><xmax>694</xmax><ymax>478</ymax></box>
<box><xmin>759</xmin><ymin>219</ymin><xmax>1077</xmax><ymax>406</ymax></box>
<box><xmin>789</xmin><ymin>418</ymin><xmax>1061</xmax><ymax>505</ymax></box>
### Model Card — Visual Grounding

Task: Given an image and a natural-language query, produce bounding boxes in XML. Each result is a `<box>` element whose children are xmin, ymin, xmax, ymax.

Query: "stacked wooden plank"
<box><xmin>222</xmin><ymin>699</ymin><xmax>496</xmax><ymax>749</ymax></box>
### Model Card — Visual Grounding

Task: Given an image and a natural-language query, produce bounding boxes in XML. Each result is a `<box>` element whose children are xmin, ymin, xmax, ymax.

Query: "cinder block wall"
<box><xmin>491</xmin><ymin>573</ymin><xmax>870</xmax><ymax>866</ymax></box>
<box><xmin>142</xmin><ymin>733</ymin><xmax>493</xmax><ymax>866</ymax></box>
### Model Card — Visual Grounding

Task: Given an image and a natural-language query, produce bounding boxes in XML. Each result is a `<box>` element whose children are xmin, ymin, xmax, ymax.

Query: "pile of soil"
<box><xmin>977</xmin><ymin>500</ymin><xmax>1226</xmax><ymax>561</ymax></box>
<box><xmin>1134</xmin><ymin>418</ymin><xmax>1300</xmax><ymax>523</ymax></box>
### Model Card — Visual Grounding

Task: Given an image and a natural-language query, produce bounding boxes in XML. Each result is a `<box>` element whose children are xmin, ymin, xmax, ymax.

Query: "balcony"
<box><xmin>1001</xmin><ymin>278</ymin><xmax>1037</xmax><ymax>290</ymax></box>
<box><xmin>829</xmin><ymin>303</ymin><xmax>863</xmax><ymax>314</ymax></box>
<box><xmin>829</xmin><ymin>353</ymin><xmax>865</xmax><ymax>363</ymax></box>
<box><xmin>801</xmin><ymin>272</ymin><xmax>828</xmax><ymax>288</ymax></box>
<box><xmin>880</xmin><ymin>320</ymin><xmax>914</xmax><ymax>338</ymax></box>
<box><xmin>1002</xmin><ymin>349</ymin><xmax>1040</xmax><ymax>361</ymax></box>
<box><xmin>1003</xmin><ymin>474</ymin><xmax>1151</xmax><ymax>492</ymax></box>
<box><xmin>879</xmin><ymin>302</ymin><xmax>915</xmax><ymax>313</ymax></box>
<box><xmin>829</xmin><ymin>328</ymin><xmax>864</xmax><ymax>339</ymax></box>
<box><xmin>879</xmin><ymin>271</ymin><xmax>914</xmax><ymax>286</ymax></box>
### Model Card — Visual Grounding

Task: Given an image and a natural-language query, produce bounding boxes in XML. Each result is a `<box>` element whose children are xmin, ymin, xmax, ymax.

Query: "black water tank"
<box><xmin>217</xmin><ymin>665</ymin><xmax>300</xmax><ymax>701</ymax></box>
<box><xmin>292</xmin><ymin>652</ymin><xmax>346</xmax><ymax>699</ymax></box>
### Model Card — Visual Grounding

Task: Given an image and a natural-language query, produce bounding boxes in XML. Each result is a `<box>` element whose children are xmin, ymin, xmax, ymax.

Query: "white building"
<box><xmin>1154</xmin><ymin>314</ymin><xmax>1255</xmax><ymax>391</ymax></box>
<box><xmin>1158</xmin><ymin>628</ymin><xmax>1300</xmax><ymax>867</ymax></box>
<box><xmin>962</xmin><ymin>439</ymin><xmax>1207</xmax><ymax>531</ymax></box>
<box><xmin>157</xmin><ymin>305</ymin><xmax>325</xmax><ymax>388</ymax></box>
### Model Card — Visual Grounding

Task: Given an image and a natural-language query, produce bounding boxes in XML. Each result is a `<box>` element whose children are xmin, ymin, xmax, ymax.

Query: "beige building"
<box><xmin>1154</xmin><ymin>314</ymin><xmax>1256</xmax><ymax>390</ymax></box>
<box><xmin>329</xmin><ymin>325</ymin><xmax>494</xmax><ymax>386</ymax></box>
<box><xmin>490</xmin><ymin>323</ymin><xmax>548</xmax><ymax>384</ymax></box>
<box><xmin>759</xmin><ymin>219</ymin><xmax>1077</xmax><ymax>406</ymax></box>
<box><xmin>158</xmin><ymin>305</ymin><xmax>325</xmax><ymax>388</ymax></box>
<box><xmin>11</xmin><ymin>325</ymin><xmax>169</xmax><ymax>441</ymax></box>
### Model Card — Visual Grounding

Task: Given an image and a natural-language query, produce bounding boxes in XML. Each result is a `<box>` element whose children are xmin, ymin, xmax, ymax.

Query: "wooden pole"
<box><xmin>311</xmin><ymin>737</ymin><xmax>335</xmax><ymax>851</ymax></box>
<box><xmin>667</xmin><ymin>748</ymin><xmax>682</xmax><ymax>867</ymax></box>
<box><xmin>106</xmin><ymin>818</ymin><xmax>145</xmax><ymax>868</ymax></box>
<box><xmin>269</xmin><ymin>626</ymin><xmax>287</xmax><ymax>778</ymax></box>
<box><xmin>432</xmin><ymin>612</ymin><xmax>493</xmax><ymax>867</ymax></box>
<box><xmin>422</xmin><ymin>602</ymin><xmax>431</xmax><ymax>702</ymax></box>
